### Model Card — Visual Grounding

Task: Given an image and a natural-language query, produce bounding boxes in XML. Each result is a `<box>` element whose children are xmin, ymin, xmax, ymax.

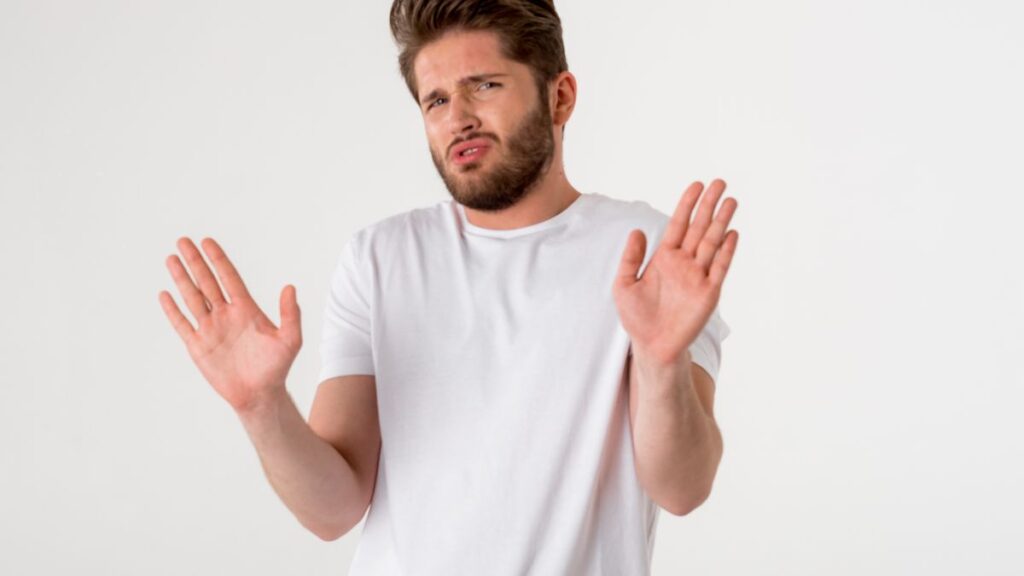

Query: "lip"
<box><xmin>450</xmin><ymin>138</ymin><xmax>493</xmax><ymax>163</ymax></box>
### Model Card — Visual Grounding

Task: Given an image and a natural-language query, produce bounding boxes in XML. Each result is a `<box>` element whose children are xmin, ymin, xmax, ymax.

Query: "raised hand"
<box><xmin>158</xmin><ymin>237</ymin><xmax>303</xmax><ymax>413</ymax></box>
<box><xmin>613</xmin><ymin>179</ymin><xmax>739</xmax><ymax>366</ymax></box>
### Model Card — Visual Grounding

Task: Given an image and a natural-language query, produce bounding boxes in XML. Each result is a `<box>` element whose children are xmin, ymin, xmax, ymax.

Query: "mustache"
<box><xmin>447</xmin><ymin>132</ymin><xmax>500</xmax><ymax>157</ymax></box>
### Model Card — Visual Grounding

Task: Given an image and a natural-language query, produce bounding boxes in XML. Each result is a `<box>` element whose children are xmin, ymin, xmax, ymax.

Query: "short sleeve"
<box><xmin>688</xmin><ymin>306</ymin><xmax>731</xmax><ymax>382</ymax></box>
<box><xmin>318</xmin><ymin>236</ymin><xmax>375</xmax><ymax>382</ymax></box>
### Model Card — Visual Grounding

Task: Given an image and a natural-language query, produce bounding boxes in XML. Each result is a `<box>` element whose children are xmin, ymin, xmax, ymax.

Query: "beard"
<box><xmin>429</xmin><ymin>95</ymin><xmax>555</xmax><ymax>212</ymax></box>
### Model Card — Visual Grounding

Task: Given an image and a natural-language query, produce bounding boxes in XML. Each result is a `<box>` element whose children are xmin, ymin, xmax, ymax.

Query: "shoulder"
<box><xmin>347</xmin><ymin>198</ymin><xmax>454</xmax><ymax>257</ymax></box>
<box><xmin>590</xmin><ymin>191</ymin><xmax>668</xmax><ymax>220</ymax></box>
<box><xmin>585</xmin><ymin>192</ymin><xmax>673</xmax><ymax>240</ymax></box>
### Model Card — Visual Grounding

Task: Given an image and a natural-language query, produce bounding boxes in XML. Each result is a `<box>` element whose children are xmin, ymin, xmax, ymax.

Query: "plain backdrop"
<box><xmin>1</xmin><ymin>1</ymin><xmax>1022</xmax><ymax>574</ymax></box>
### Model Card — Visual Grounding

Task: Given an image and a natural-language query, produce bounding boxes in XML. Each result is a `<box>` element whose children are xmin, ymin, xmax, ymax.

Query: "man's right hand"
<box><xmin>158</xmin><ymin>237</ymin><xmax>302</xmax><ymax>414</ymax></box>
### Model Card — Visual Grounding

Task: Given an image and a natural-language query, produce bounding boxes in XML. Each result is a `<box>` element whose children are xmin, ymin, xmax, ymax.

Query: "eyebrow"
<box><xmin>419</xmin><ymin>73</ymin><xmax>510</xmax><ymax>106</ymax></box>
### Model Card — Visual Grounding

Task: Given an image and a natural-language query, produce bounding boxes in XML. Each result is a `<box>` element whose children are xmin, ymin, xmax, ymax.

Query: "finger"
<box><xmin>166</xmin><ymin>253</ymin><xmax>211</xmax><ymax>320</ymax></box>
<box><xmin>660</xmin><ymin>181</ymin><xmax>703</xmax><ymax>250</ymax></box>
<box><xmin>279</xmin><ymin>284</ymin><xmax>302</xmax><ymax>348</ymax></box>
<box><xmin>695</xmin><ymin>198</ymin><xmax>738</xmax><ymax>271</ymax></box>
<box><xmin>615</xmin><ymin>229</ymin><xmax>647</xmax><ymax>289</ymax></box>
<box><xmin>681</xmin><ymin>179</ymin><xmax>726</xmax><ymax>256</ymax></box>
<box><xmin>177</xmin><ymin>237</ymin><xmax>228</xmax><ymax>308</ymax></box>
<box><xmin>158</xmin><ymin>290</ymin><xmax>197</xmax><ymax>344</ymax></box>
<box><xmin>708</xmin><ymin>230</ymin><xmax>738</xmax><ymax>287</ymax></box>
<box><xmin>200</xmin><ymin>237</ymin><xmax>253</xmax><ymax>304</ymax></box>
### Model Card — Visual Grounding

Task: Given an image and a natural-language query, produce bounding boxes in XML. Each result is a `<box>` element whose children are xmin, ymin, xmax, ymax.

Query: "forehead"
<box><xmin>413</xmin><ymin>29</ymin><xmax>525</xmax><ymax>95</ymax></box>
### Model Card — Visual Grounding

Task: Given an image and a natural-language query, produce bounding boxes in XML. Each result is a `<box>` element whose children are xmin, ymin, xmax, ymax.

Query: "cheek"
<box><xmin>486</xmin><ymin>105</ymin><xmax>524</xmax><ymax>137</ymax></box>
<box><xmin>423</xmin><ymin>124</ymin><xmax>444</xmax><ymax>152</ymax></box>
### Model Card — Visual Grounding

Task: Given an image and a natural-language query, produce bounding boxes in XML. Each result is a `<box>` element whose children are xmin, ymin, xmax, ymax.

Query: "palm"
<box><xmin>188</xmin><ymin>298</ymin><xmax>297</xmax><ymax>410</ymax></box>
<box><xmin>613</xmin><ymin>180</ymin><xmax>739</xmax><ymax>365</ymax></box>
<box><xmin>614</xmin><ymin>245</ymin><xmax>719</xmax><ymax>363</ymax></box>
<box><xmin>159</xmin><ymin>237</ymin><xmax>303</xmax><ymax>412</ymax></box>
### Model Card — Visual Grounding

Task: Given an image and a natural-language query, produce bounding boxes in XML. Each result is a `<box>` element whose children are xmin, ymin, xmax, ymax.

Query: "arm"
<box><xmin>627</xmin><ymin>346</ymin><xmax>722</xmax><ymax>516</ymax></box>
<box><xmin>237</xmin><ymin>374</ymin><xmax>380</xmax><ymax>541</ymax></box>
<box><xmin>158</xmin><ymin>237</ymin><xmax>379</xmax><ymax>541</ymax></box>
<box><xmin>611</xmin><ymin>179</ymin><xmax>738</xmax><ymax>515</ymax></box>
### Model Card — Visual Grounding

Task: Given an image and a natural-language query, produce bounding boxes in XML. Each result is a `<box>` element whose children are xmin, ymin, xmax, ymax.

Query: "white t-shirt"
<box><xmin>318</xmin><ymin>191</ymin><xmax>731</xmax><ymax>575</ymax></box>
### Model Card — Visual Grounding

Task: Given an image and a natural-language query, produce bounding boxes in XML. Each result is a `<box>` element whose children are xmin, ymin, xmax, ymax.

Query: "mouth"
<box><xmin>450</xmin><ymin>138</ymin><xmax>493</xmax><ymax>166</ymax></box>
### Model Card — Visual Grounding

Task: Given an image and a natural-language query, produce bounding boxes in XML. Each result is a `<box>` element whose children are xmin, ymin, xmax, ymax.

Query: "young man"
<box><xmin>158</xmin><ymin>1</ymin><xmax>739</xmax><ymax>574</ymax></box>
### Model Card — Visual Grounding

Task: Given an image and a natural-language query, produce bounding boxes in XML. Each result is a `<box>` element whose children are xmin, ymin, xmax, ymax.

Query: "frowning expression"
<box><xmin>414</xmin><ymin>29</ymin><xmax>555</xmax><ymax>211</ymax></box>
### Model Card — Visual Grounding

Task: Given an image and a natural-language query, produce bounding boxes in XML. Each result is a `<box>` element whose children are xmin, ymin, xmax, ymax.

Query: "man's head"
<box><xmin>389</xmin><ymin>0</ymin><xmax>575</xmax><ymax>212</ymax></box>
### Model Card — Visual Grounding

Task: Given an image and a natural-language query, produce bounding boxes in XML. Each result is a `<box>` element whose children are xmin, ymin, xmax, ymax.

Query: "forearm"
<box><xmin>630</xmin><ymin>347</ymin><xmax>722</xmax><ymax>515</ymax></box>
<box><xmin>236</xmin><ymin>386</ymin><xmax>367</xmax><ymax>540</ymax></box>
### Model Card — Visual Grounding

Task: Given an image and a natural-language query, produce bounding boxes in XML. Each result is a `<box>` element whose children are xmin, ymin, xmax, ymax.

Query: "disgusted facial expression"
<box><xmin>414</xmin><ymin>29</ymin><xmax>555</xmax><ymax>212</ymax></box>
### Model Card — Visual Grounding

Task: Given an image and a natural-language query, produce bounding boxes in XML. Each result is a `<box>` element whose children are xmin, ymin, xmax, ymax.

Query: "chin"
<box><xmin>448</xmin><ymin>162</ymin><xmax>486</xmax><ymax>178</ymax></box>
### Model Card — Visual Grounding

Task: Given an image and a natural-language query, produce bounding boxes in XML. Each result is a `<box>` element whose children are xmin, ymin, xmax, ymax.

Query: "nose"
<box><xmin>445</xmin><ymin>93</ymin><xmax>480</xmax><ymax>136</ymax></box>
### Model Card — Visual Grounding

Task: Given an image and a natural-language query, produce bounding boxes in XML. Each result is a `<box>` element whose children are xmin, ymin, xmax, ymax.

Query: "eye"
<box><xmin>427</xmin><ymin>97</ymin><xmax>447</xmax><ymax>111</ymax></box>
<box><xmin>478</xmin><ymin>81</ymin><xmax>500</xmax><ymax>90</ymax></box>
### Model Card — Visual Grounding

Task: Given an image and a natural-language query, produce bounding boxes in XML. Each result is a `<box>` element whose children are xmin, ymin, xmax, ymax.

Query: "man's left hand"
<box><xmin>613</xmin><ymin>179</ymin><xmax>739</xmax><ymax>366</ymax></box>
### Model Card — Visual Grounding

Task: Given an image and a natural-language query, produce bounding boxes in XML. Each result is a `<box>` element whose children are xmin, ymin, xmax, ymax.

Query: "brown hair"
<box><xmin>389</xmin><ymin>0</ymin><xmax>569</xmax><ymax>104</ymax></box>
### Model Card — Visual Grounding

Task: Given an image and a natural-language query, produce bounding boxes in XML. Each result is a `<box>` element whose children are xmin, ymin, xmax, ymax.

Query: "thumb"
<box><xmin>279</xmin><ymin>284</ymin><xmax>302</xmax><ymax>347</ymax></box>
<box><xmin>615</xmin><ymin>229</ymin><xmax>647</xmax><ymax>289</ymax></box>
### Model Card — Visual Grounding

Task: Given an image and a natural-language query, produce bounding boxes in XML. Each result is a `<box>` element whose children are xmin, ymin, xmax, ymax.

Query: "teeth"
<box><xmin>461</xmin><ymin>147</ymin><xmax>479</xmax><ymax>157</ymax></box>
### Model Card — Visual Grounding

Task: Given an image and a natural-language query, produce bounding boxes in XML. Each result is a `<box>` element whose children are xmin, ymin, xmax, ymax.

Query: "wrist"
<box><xmin>631</xmin><ymin>343</ymin><xmax>692</xmax><ymax>375</ymax></box>
<box><xmin>631</xmin><ymin>344</ymin><xmax>694</xmax><ymax>399</ymax></box>
<box><xmin>235</xmin><ymin>385</ymin><xmax>291</xmax><ymax>427</ymax></box>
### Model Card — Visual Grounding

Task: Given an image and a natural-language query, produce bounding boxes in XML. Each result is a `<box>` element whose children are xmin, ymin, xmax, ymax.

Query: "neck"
<box><xmin>461</xmin><ymin>156</ymin><xmax>580</xmax><ymax>231</ymax></box>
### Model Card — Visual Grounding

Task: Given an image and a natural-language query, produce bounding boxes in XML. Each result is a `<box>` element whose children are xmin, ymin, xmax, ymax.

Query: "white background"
<box><xmin>2</xmin><ymin>1</ymin><xmax>1022</xmax><ymax>574</ymax></box>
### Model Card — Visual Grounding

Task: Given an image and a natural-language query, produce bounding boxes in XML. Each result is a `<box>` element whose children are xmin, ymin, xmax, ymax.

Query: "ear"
<box><xmin>550</xmin><ymin>71</ymin><xmax>577</xmax><ymax>127</ymax></box>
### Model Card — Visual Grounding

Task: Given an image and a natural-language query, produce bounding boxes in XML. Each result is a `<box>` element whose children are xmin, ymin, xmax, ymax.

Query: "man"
<box><xmin>158</xmin><ymin>1</ymin><xmax>739</xmax><ymax>574</ymax></box>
